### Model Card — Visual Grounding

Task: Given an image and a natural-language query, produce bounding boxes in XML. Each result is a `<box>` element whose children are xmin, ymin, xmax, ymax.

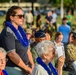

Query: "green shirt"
<box><xmin>66</xmin><ymin>15</ymin><xmax>72</xmax><ymax>23</ymax></box>
<box><xmin>31</xmin><ymin>42</ymin><xmax>38</xmax><ymax>63</ymax></box>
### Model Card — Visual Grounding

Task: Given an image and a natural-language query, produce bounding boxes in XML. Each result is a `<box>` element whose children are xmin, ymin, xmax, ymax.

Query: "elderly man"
<box><xmin>30</xmin><ymin>30</ymin><xmax>46</xmax><ymax>63</ymax></box>
<box><xmin>32</xmin><ymin>40</ymin><xmax>58</xmax><ymax>75</ymax></box>
<box><xmin>0</xmin><ymin>47</ymin><xmax>8</xmax><ymax>75</ymax></box>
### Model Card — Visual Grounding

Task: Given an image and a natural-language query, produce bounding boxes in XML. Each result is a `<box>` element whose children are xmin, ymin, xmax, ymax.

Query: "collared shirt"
<box><xmin>0</xmin><ymin>27</ymin><xmax>29</xmax><ymax>67</ymax></box>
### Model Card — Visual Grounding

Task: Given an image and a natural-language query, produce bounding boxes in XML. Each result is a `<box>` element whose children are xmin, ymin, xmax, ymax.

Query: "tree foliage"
<box><xmin>49</xmin><ymin>0</ymin><xmax>76</xmax><ymax>7</ymax></box>
<box><xmin>0</xmin><ymin>0</ymin><xmax>76</xmax><ymax>8</ymax></box>
<box><xmin>0</xmin><ymin>0</ymin><xmax>9</xmax><ymax>3</ymax></box>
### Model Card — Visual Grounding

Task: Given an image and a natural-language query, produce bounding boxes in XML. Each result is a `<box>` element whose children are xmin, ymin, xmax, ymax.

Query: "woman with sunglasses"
<box><xmin>0</xmin><ymin>6</ymin><xmax>34</xmax><ymax>75</ymax></box>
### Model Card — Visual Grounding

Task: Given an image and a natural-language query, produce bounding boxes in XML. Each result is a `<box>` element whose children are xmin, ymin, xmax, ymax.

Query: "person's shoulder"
<box><xmin>6</xmin><ymin>27</ymin><xmax>13</xmax><ymax>33</ymax></box>
<box><xmin>29</xmin><ymin>13</ymin><xmax>33</xmax><ymax>16</ymax></box>
<box><xmin>32</xmin><ymin>64</ymin><xmax>48</xmax><ymax>75</ymax></box>
<box><xmin>61</xmin><ymin>43</ymin><xmax>64</xmax><ymax>46</ymax></box>
<box><xmin>67</xmin><ymin>43</ymin><xmax>75</xmax><ymax>47</ymax></box>
<box><xmin>66</xmin><ymin>25</ymin><xmax>71</xmax><ymax>28</ymax></box>
<box><xmin>58</xmin><ymin>25</ymin><xmax>63</xmax><ymax>28</ymax></box>
<box><xmin>34</xmin><ymin>64</ymin><xmax>47</xmax><ymax>72</ymax></box>
<box><xmin>30</xmin><ymin>42</ymin><xmax>36</xmax><ymax>48</ymax></box>
<box><xmin>34</xmin><ymin>64</ymin><xmax>42</xmax><ymax>69</ymax></box>
<box><xmin>67</xmin><ymin>43</ymin><xmax>75</xmax><ymax>49</ymax></box>
<box><xmin>1</xmin><ymin>27</ymin><xmax>13</xmax><ymax>35</ymax></box>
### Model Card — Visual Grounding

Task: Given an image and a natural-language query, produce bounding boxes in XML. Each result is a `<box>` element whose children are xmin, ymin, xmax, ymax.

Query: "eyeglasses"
<box><xmin>12</xmin><ymin>14</ymin><xmax>25</xmax><ymax>19</ymax></box>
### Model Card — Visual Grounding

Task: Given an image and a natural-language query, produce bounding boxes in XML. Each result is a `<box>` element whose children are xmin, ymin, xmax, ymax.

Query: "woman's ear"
<box><xmin>42</xmin><ymin>54</ymin><xmax>47</xmax><ymax>59</ymax></box>
<box><xmin>10</xmin><ymin>16</ymin><xmax>13</xmax><ymax>21</ymax></box>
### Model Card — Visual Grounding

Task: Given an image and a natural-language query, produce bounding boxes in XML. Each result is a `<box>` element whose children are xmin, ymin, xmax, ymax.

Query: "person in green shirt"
<box><xmin>30</xmin><ymin>30</ymin><xmax>46</xmax><ymax>63</ymax></box>
<box><xmin>66</xmin><ymin>11</ymin><xmax>72</xmax><ymax>27</ymax></box>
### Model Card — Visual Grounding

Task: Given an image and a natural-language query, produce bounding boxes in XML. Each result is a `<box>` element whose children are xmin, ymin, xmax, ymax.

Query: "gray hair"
<box><xmin>0</xmin><ymin>47</ymin><xmax>7</xmax><ymax>56</ymax></box>
<box><xmin>35</xmin><ymin>40</ymin><xmax>55</xmax><ymax>57</ymax></box>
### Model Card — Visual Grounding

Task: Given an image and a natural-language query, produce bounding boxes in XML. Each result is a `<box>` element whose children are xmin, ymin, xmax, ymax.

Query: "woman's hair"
<box><xmin>55</xmin><ymin>32</ymin><xmax>62</xmax><ymax>40</ymax></box>
<box><xmin>44</xmin><ymin>29</ymin><xmax>52</xmax><ymax>38</ymax></box>
<box><xmin>3</xmin><ymin>6</ymin><xmax>22</xmax><ymax>25</ymax></box>
<box><xmin>36</xmin><ymin>40</ymin><xmax>55</xmax><ymax>57</ymax></box>
<box><xmin>0</xmin><ymin>47</ymin><xmax>7</xmax><ymax>55</ymax></box>
<box><xmin>72</xmin><ymin>32</ymin><xmax>76</xmax><ymax>40</ymax></box>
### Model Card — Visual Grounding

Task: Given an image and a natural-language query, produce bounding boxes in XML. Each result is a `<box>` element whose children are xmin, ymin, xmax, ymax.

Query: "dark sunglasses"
<box><xmin>12</xmin><ymin>14</ymin><xmax>25</xmax><ymax>19</ymax></box>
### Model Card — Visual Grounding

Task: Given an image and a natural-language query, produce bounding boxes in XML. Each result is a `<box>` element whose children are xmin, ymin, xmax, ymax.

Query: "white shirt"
<box><xmin>25</xmin><ymin>12</ymin><xmax>33</xmax><ymax>23</ymax></box>
<box><xmin>52</xmin><ymin>13</ymin><xmax>57</xmax><ymax>23</ymax></box>
<box><xmin>54</xmin><ymin>41</ymin><xmax>65</xmax><ymax>58</ymax></box>
<box><xmin>32</xmin><ymin>64</ymin><xmax>49</xmax><ymax>75</ymax></box>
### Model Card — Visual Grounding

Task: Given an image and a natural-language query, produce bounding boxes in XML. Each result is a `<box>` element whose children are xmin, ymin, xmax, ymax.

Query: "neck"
<box><xmin>11</xmin><ymin>22</ymin><xmax>18</xmax><ymax>29</ymax></box>
<box><xmin>55</xmin><ymin>41</ymin><xmax>61</xmax><ymax>46</ymax></box>
<box><xmin>63</xmin><ymin>23</ymin><xmax>66</xmax><ymax>25</ymax></box>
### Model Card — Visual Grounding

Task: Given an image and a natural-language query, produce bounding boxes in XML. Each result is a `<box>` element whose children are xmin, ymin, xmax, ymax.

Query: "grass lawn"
<box><xmin>0</xmin><ymin>16</ymin><xmax>5</xmax><ymax>32</ymax></box>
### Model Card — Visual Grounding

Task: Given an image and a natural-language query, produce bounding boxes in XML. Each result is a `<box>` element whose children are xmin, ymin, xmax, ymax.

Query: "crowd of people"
<box><xmin>0</xmin><ymin>5</ymin><xmax>76</xmax><ymax>75</ymax></box>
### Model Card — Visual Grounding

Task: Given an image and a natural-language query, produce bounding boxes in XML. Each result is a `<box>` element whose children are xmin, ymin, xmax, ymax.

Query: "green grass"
<box><xmin>0</xmin><ymin>16</ymin><xmax>5</xmax><ymax>32</ymax></box>
<box><xmin>0</xmin><ymin>16</ymin><xmax>5</xmax><ymax>25</ymax></box>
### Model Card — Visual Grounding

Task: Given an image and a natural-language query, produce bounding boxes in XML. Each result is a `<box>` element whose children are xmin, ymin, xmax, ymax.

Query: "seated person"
<box><xmin>0</xmin><ymin>47</ymin><xmax>8</xmax><ymax>75</ymax></box>
<box><xmin>31</xmin><ymin>30</ymin><xmax>46</xmax><ymax>63</ymax></box>
<box><xmin>66</xmin><ymin>32</ymin><xmax>76</xmax><ymax>73</ymax></box>
<box><xmin>44</xmin><ymin>29</ymin><xmax>52</xmax><ymax>41</ymax></box>
<box><xmin>54</xmin><ymin>32</ymin><xmax>65</xmax><ymax>75</ymax></box>
<box><xmin>32</xmin><ymin>40</ymin><xmax>58</xmax><ymax>75</ymax></box>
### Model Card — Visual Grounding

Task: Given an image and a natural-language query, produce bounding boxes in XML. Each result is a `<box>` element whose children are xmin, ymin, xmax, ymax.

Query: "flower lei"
<box><xmin>5</xmin><ymin>22</ymin><xmax>29</xmax><ymax>47</ymax></box>
<box><xmin>36</xmin><ymin>57</ymin><xmax>58</xmax><ymax>75</ymax></box>
<box><xmin>2</xmin><ymin>70</ymin><xmax>8</xmax><ymax>75</ymax></box>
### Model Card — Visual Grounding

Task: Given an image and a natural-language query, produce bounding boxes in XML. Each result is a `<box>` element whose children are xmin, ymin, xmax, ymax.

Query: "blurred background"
<box><xmin>0</xmin><ymin>0</ymin><xmax>76</xmax><ymax>32</ymax></box>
